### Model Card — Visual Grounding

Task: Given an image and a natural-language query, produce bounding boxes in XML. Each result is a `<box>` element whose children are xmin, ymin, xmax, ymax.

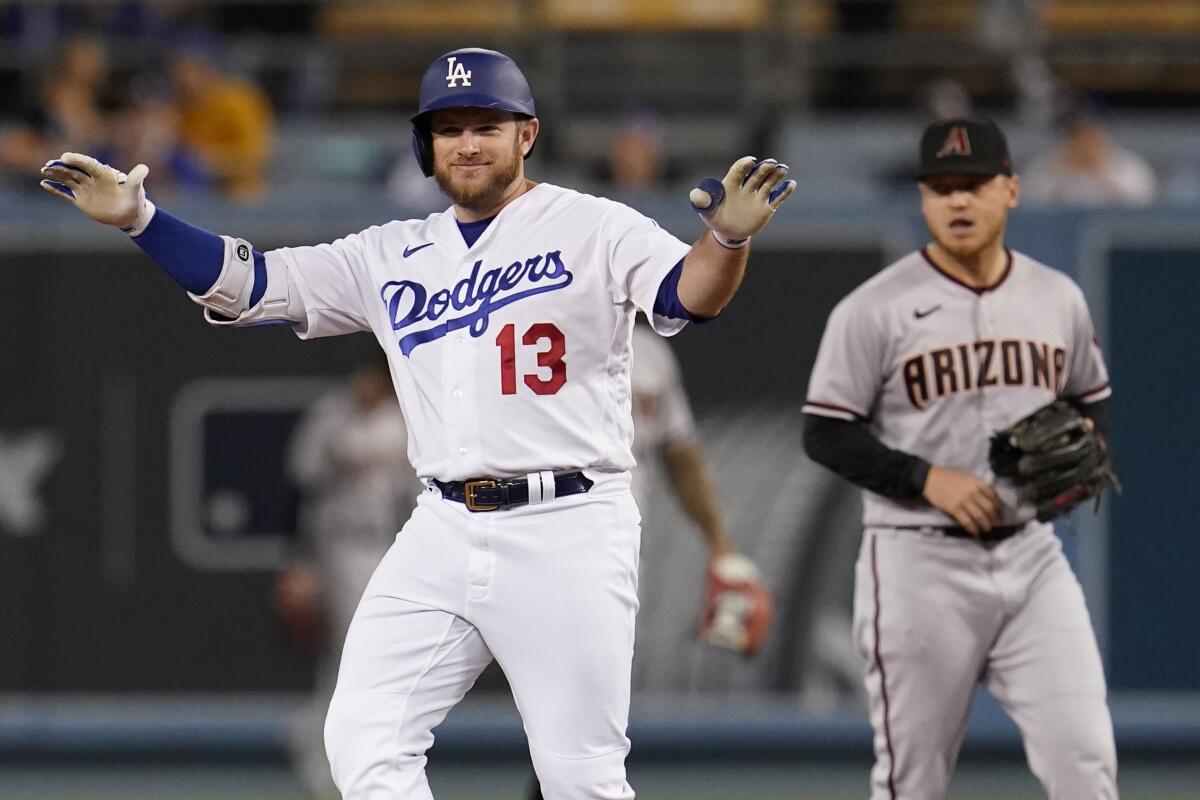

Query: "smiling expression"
<box><xmin>429</xmin><ymin>107</ymin><xmax>539</xmax><ymax>212</ymax></box>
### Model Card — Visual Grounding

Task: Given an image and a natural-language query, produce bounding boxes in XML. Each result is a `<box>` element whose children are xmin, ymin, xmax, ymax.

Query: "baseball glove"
<box><xmin>989</xmin><ymin>400</ymin><xmax>1120</xmax><ymax>522</ymax></box>
<box><xmin>698</xmin><ymin>552</ymin><xmax>774</xmax><ymax>656</ymax></box>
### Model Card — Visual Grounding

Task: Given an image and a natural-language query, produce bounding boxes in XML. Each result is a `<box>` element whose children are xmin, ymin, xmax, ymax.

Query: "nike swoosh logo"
<box><xmin>403</xmin><ymin>242</ymin><xmax>435</xmax><ymax>258</ymax></box>
<box><xmin>913</xmin><ymin>305</ymin><xmax>942</xmax><ymax>319</ymax></box>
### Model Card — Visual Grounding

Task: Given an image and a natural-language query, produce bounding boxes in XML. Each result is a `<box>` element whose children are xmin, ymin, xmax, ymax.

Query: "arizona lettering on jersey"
<box><xmin>901</xmin><ymin>337</ymin><xmax>1067</xmax><ymax>409</ymax></box>
<box><xmin>803</xmin><ymin>248</ymin><xmax>1110</xmax><ymax>527</ymax></box>
<box><xmin>199</xmin><ymin>183</ymin><xmax>691</xmax><ymax>481</ymax></box>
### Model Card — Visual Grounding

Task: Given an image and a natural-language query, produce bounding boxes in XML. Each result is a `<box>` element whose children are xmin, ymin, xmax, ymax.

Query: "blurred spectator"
<box><xmin>0</xmin><ymin>34</ymin><xmax>112</xmax><ymax>176</ymax></box>
<box><xmin>1022</xmin><ymin>102</ymin><xmax>1158</xmax><ymax>207</ymax></box>
<box><xmin>593</xmin><ymin>112</ymin><xmax>684</xmax><ymax>193</ymax></box>
<box><xmin>167</xmin><ymin>31</ymin><xmax>274</xmax><ymax>201</ymax></box>
<box><xmin>98</xmin><ymin>73</ymin><xmax>212</xmax><ymax>198</ymax></box>
<box><xmin>276</xmin><ymin>352</ymin><xmax>422</xmax><ymax>798</ymax></box>
<box><xmin>917</xmin><ymin>76</ymin><xmax>974</xmax><ymax>123</ymax></box>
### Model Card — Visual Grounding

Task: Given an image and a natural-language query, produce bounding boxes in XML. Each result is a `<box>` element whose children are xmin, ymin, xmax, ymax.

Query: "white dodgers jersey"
<box><xmin>215</xmin><ymin>184</ymin><xmax>691</xmax><ymax>480</ymax></box>
<box><xmin>804</xmin><ymin>248</ymin><xmax>1111</xmax><ymax>527</ymax></box>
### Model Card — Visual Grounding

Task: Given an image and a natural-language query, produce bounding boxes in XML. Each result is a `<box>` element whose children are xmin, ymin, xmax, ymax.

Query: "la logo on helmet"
<box><xmin>936</xmin><ymin>126</ymin><xmax>972</xmax><ymax>158</ymax></box>
<box><xmin>446</xmin><ymin>56</ymin><xmax>472</xmax><ymax>88</ymax></box>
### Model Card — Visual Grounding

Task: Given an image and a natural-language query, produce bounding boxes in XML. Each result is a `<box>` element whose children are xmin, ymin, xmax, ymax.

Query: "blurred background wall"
<box><xmin>1</xmin><ymin>1</ymin><xmax>1199</xmax><ymax>798</ymax></box>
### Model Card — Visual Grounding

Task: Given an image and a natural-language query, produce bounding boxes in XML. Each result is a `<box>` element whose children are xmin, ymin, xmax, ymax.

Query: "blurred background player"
<box><xmin>628</xmin><ymin>323</ymin><xmax>773</xmax><ymax>655</ymax></box>
<box><xmin>274</xmin><ymin>351</ymin><xmax>423</xmax><ymax>799</ymax></box>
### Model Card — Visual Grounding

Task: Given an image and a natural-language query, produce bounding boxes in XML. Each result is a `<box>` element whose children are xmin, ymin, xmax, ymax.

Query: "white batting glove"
<box><xmin>689</xmin><ymin>156</ymin><xmax>796</xmax><ymax>249</ymax></box>
<box><xmin>40</xmin><ymin>152</ymin><xmax>155</xmax><ymax>236</ymax></box>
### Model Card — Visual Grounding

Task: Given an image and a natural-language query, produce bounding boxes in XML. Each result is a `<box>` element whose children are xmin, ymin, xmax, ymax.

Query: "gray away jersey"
<box><xmin>804</xmin><ymin>248</ymin><xmax>1110</xmax><ymax>528</ymax></box>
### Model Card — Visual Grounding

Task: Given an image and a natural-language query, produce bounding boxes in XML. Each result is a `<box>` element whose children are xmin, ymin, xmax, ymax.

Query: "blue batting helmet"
<box><xmin>410</xmin><ymin>48</ymin><xmax>537</xmax><ymax>177</ymax></box>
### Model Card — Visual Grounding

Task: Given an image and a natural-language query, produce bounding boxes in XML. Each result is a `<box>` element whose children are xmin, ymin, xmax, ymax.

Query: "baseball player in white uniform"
<box><xmin>802</xmin><ymin>118</ymin><xmax>1117</xmax><ymax>799</ymax></box>
<box><xmin>39</xmin><ymin>47</ymin><xmax>795</xmax><ymax>800</ymax></box>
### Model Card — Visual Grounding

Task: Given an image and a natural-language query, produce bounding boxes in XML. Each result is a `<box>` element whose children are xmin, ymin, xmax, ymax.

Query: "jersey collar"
<box><xmin>920</xmin><ymin>246</ymin><xmax>1013</xmax><ymax>295</ymax></box>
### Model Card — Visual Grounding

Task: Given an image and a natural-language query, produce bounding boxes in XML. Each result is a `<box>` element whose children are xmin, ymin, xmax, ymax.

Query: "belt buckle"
<box><xmin>464</xmin><ymin>479</ymin><xmax>501</xmax><ymax>512</ymax></box>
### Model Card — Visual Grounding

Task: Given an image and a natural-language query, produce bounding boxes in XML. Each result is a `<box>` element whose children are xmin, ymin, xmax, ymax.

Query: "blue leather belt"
<box><xmin>433</xmin><ymin>470</ymin><xmax>594</xmax><ymax>512</ymax></box>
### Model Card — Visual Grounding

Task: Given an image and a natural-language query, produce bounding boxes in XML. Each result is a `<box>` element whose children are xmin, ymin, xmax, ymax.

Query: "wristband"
<box><xmin>710</xmin><ymin>228</ymin><xmax>750</xmax><ymax>250</ymax></box>
<box><xmin>121</xmin><ymin>199</ymin><xmax>157</xmax><ymax>238</ymax></box>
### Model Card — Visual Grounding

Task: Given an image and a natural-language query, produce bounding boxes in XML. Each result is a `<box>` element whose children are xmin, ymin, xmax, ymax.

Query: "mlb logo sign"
<box><xmin>936</xmin><ymin>126</ymin><xmax>972</xmax><ymax>158</ymax></box>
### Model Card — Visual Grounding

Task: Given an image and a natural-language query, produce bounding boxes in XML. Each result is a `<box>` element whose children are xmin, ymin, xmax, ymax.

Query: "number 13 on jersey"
<box><xmin>495</xmin><ymin>322</ymin><xmax>566</xmax><ymax>396</ymax></box>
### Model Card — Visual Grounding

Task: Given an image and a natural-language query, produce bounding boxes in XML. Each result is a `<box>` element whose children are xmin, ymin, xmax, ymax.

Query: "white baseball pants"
<box><xmin>324</xmin><ymin>470</ymin><xmax>641</xmax><ymax>800</ymax></box>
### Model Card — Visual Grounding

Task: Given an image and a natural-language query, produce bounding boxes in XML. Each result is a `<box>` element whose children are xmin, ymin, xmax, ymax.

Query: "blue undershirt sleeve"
<box><xmin>132</xmin><ymin>208</ymin><xmax>267</xmax><ymax>307</ymax></box>
<box><xmin>652</xmin><ymin>258</ymin><xmax>714</xmax><ymax>323</ymax></box>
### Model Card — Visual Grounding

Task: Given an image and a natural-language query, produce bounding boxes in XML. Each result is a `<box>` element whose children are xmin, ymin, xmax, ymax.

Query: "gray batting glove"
<box><xmin>40</xmin><ymin>152</ymin><xmax>155</xmax><ymax>236</ymax></box>
<box><xmin>689</xmin><ymin>156</ymin><xmax>796</xmax><ymax>249</ymax></box>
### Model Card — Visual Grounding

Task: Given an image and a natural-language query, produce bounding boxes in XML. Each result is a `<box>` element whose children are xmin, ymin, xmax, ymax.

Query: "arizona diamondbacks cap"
<box><xmin>918</xmin><ymin>117</ymin><xmax>1013</xmax><ymax>179</ymax></box>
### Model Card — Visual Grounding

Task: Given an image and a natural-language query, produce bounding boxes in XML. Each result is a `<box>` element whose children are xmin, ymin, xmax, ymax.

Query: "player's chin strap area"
<box><xmin>433</xmin><ymin>470</ymin><xmax>593</xmax><ymax>512</ymax></box>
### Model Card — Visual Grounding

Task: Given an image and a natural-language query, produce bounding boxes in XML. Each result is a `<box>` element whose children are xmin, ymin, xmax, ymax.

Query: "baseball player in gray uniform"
<box><xmin>802</xmin><ymin>118</ymin><xmax>1117</xmax><ymax>799</ymax></box>
<box><xmin>39</xmin><ymin>47</ymin><xmax>795</xmax><ymax>800</ymax></box>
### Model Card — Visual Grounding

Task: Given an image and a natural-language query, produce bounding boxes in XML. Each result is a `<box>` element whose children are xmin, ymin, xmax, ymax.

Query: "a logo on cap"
<box><xmin>446</xmin><ymin>56</ymin><xmax>472</xmax><ymax>88</ymax></box>
<box><xmin>936</xmin><ymin>126</ymin><xmax>972</xmax><ymax>158</ymax></box>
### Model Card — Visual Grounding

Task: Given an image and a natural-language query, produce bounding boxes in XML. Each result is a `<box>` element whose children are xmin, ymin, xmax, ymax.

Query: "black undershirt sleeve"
<box><xmin>802</xmin><ymin>413</ymin><xmax>931</xmax><ymax>501</ymax></box>
<box><xmin>804</xmin><ymin>398</ymin><xmax>1114</xmax><ymax>503</ymax></box>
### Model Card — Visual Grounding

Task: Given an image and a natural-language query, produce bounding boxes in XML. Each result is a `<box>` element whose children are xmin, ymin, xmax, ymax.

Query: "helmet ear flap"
<box><xmin>411</xmin><ymin>124</ymin><xmax>434</xmax><ymax>177</ymax></box>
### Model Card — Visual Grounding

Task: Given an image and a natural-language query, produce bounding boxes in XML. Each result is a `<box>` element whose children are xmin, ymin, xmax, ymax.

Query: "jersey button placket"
<box><xmin>977</xmin><ymin>293</ymin><xmax>1001</xmax><ymax>429</ymax></box>
<box><xmin>444</xmin><ymin>329</ymin><xmax>472</xmax><ymax>467</ymax></box>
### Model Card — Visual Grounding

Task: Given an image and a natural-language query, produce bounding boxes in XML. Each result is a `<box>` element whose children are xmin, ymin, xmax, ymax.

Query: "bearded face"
<box><xmin>429</xmin><ymin>108</ymin><xmax>535</xmax><ymax>213</ymax></box>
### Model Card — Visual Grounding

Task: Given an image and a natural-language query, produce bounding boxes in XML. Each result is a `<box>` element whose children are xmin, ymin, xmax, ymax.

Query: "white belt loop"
<box><xmin>540</xmin><ymin>470</ymin><xmax>557</xmax><ymax>502</ymax></box>
<box><xmin>526</xmin><ymin>471</ymin><xmax>544</xmax><ymax>505</ymax></box>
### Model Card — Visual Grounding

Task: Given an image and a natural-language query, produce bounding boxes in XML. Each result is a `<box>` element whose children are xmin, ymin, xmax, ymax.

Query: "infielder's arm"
<box><xmin>804</xmin><ymin>297</ymin><xmax>999</xmax><ymax>534</ymax></box>
<box><xmin>802</xmin><ymin>414</ymin><xmax>931</xmax><ymax>501</ymax></box>
<box><xmin>678</xmin><ymin>157</ymin><xmax>795</xmax><ymax>317</ymax></box>
<box><xmin>660</xmin><ymin>440</ymin><xmax>733</xmax><ymax>557</ymax></box>
<box><xmin>803</xmin><ymin>413</ymin><xmax>1000</xmax><ymax>534</ymax></box>
<box><xmin>1062</xmin><ymin>285</ymin><xmax>1114</xmax><ymax>443</ymax></box>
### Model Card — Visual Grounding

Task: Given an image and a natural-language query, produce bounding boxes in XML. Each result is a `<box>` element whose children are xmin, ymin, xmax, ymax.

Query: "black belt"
<box><xmin>433</xmin><ymin>470</ymin><xmax>594</xmax><ymax>512</ymax></box>
<box><xmin>895</xmin><ymin>524</ymin><xmax>1026</xmax><ymax>543</ymax></box>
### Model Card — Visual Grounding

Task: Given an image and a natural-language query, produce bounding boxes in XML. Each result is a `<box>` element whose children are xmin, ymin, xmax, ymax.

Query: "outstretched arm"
<box><xmin>677</xmin><ymin>157</ymin><xmax>796</xmax><ymax>317</ymax></box>
<box><xmin>40</xmin><ymin>152</ymin><xmax>268</xmax><ymax>315</ymax></box>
